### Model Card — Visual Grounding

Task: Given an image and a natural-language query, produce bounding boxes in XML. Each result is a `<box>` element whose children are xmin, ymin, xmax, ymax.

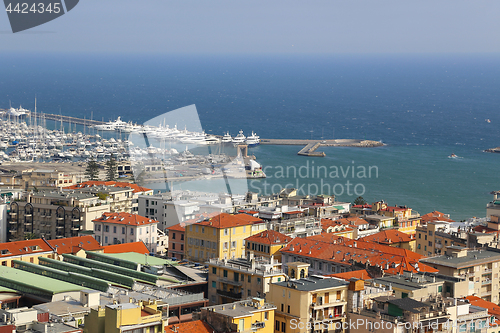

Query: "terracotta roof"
<box><xmin>352</xmin><ymin>204</ymin><xmax>372</xmax><ymax>209</ymax></box>
<box><xmin>165</xmin><ymin>320</ymin><xmax>214</xmax><ymax>333</ymax></box>
<box><xmin>329</xmin><ymin>269</ymin><xmax>371</xmax><ymax>281</ymax></box>
<box><xmin>93</xmin><ymin>212</ymin><xmax>158</xmax><ymax>226</ymax></box>
<box><xmin>102</xmin><ymin>241</ymin><xmax>149</xmax><ymax>254</ymax></box>
<box><xmin>0</xmin><ymin>239</ymin><xmax>52</xmax><ymax>259</ymax></box>
<box><xmin>67</xmin><ymin>181</ymin><xmax>152</xmax><ymax>194</ymax></box>
<box><xmin>360</xmin><ymin>229</ymin><xmax>414</xmax><ymax>244</ymax></box>
<box><xmin>167</xmin><ymin>223</ymin><xmax>186</xmax><ymax>232</ymax></box>
<box><xmin>48</xmin><ymin>236</ymin><xmax>102</xmax><ymax>254</ymax></box>
<box><xmin>280</xmin><ymin>234</ymin><xmax>436</xmax><ymax>275</ymax></box>
<box><xmin>336</xmin><ymin>217</ymin><xmax>369</xmax><ymax>226</ymax></box>
<box><xmin>474</xmin><ymin>225</ymin><xmax>500</xmax><ymax>234</ymax></box>
<box><xmin>320</xmin><ymin>219</ymin><xmax>355</xmax><ymax>233</ymax></box>
<box><xmin>196</xmin><ymin>213</ymin><xmax>263</xmax><ymax>229</ymax></box>
<box><xmin>421</xmin><ymin>211</ymin><xmax>454</xmax><ymax>223</ymax></box>
<box><xmin>245</xmin><ymin>230</ymin><xmax>293</xmax><ymax>245</ymax></box>
<box><xmin>282</xmin><ymin>210</ymin><xmax>303</xmax><ymax>215</ymax></box>
<box><xmin>466</xmin><ymin>296</ymin><xmax>500</xmax><ymax>319</ymax></box>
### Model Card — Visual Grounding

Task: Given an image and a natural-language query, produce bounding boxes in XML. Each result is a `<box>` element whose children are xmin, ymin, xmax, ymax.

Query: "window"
<box><xmin>212</xmin><ymin>281</ymin><xmax>216</xmax><ymax>288</ymax></box>
<box><xmin>418</xmin><ymin>233</ymin><xmax>421</xmax><ymax>239</ymax></box>
<box><xmin>172</xmin><ymin>243</ymin><xmax>175</xmax><ymax>250</ymax></box>
<box><xmin>113</xmin><ymin>226</ymin><xmax>117</xmax><ymax>233</ymax></box>
<box><xmin>425</xmin><ymin>235</ymin><xmax>427</xmax><ymax>240</ymax></box>
<box><xmin>257</xmin><ymin>278</ymin><xmax>261</xmax><ymax>284</ymax></box>
<box><xmin>428</xmin><ymin>241</ymin><xmax>432</xmax><ymax>246</ymax></box>
<box><xmin>287</xmin><ymin>305</ymin><xmax>290</xmax><ymax>313</ymax></box>
<box><xmin>122</xmin><ymin>227</ymin><xmax>125</xmax><ymax>234</ymax></box>
<box><xmin>105</xmin><ymin>225</ymin><xmax>109</xmax><ymax>232</ymax></box>
<box><xmin>224</xmin><ymin>229</ymin><xmax>229</xmax><ymax>236</ymax></box>
<box><xmin>438</xmin><ymin>286</ymin><xmax>443</xmax><ymax>292</ymax></box>
<box><xmin>418</xmin><ymin>244</ymin><xmax>421</xmax><ymax>249</ymax></box>
<box><xmin>231</xmin><ymin>241</ymin><xmax>236</xmax><ymax>248</ymax></box>
<box><xmin>233</xmin><ymin>227</ymin><xmax>236</xmax><ymax>234</ymax></box>
<box><xmin>281</xmin><ymin>322</ymin><xmax>286</xmax><ymax>333</ymax></box>
<box><xmin>223</xmin><ymin>270</ymin><xmax>228</xmax><ymax>278</ymax></box>
<box><xmin>224</xmin><ymin>242</ymin><xmax>228</xmax><ymax>250</ymax></box>
<box><xmin>105</xmin><ymin>236</ymin><xmax>108</xmax><ymax>243</ymax></box>
<box><xmin>180</xmin><ymin>244</ymin><xmax>183</xmax><ymax>251</ymax></box>
<box><xmin>212</xmin><ymin>267</ymin><xmax>216</xmax><ymax>274</ymax></box>
<box><xmin>181</xmin><ymin>234</ymin><xmax>184</xmax><ymax>240</ymax></box>
<box><xmin>172</xmin><ymin>233</ymin><xmax>176</xmax><ymax>240</ymax></box>
<box><xmin>195</xmin><ymin>225</ymin><xmax>199</xmax><ymax>232</ymax></box>
<box><xmin>248</xmin><ymin>275</ymin><xmax>251</xmax><ymax>283</ymax></box>
<box><xmin>275</xmin><ymin>321</ymin><xmax>280</xmax><ymax>331</ymax></box>
<box><xmin>202</xmin><ymin>227</ymin><xmax>205</xmax><ymax>233</ymax></box>
<box><xmin>281</xmin><ymin>304</ymin><xmax>284</xmax><ymax>312</ymax></box>
<box><xmin>130</xmin><ymin>229</ymin><xmax>134</xmax><ymax>235</ymax></box>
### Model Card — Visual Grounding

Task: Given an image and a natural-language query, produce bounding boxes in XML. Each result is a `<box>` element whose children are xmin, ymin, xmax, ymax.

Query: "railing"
<box><xmin>216</xmin><ymin>289</ymin><xmax>242</xmax><ymax>299</ymax></box>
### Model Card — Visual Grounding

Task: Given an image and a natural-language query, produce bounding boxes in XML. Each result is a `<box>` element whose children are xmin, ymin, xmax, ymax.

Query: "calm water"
<box><xmin>1</xmin><ymin>53</ymin><xmax>499</xmax><ymax>220</ymax></box>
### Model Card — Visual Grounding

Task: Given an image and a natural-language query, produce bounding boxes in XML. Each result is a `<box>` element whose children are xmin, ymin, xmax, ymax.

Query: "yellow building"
<box><xmin>245</xmin><ymin>230</ymin><xmax>292</xmax><ymax>262</ymax></box>
<box><xmin>207</xmin><ymin>253</ymin><xmax>286</xmax><ymax>305</ymax></box>
<box><xmin>196</xmin><ymin>298</ymin><xmax>276</xmax><ymax>333</ymax></box>
<box><xmin>185</xmin><ymin>213</ymin><xmax>267</xmax><ymax>262</ymax></box>
<box><xmin>420</xmin><ymin>247</ymin><xmax>500</xmax><ymax>303</ymax></box>
<box><xmin>415</xmin><ymin>220</ymin><xmax>467</xmax><ymax>256</ymax></box>
<box><xmin>268</xmin><ymin>263</ymin><xmax>350</xmax><ymax>333</ymax></box>
<box><xmin>83</xmin><ymin>300</ymin><xmax>166</xmax><ymax>333</ymax></box>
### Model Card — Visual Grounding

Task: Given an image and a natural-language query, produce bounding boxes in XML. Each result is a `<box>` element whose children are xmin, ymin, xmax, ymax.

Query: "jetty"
<box><xmin>0</xmin><ymin>109</ymin><xmax>105</xmax><ymax>126</ymax></box>
<box><xmin>260</xmin><ymin>138</ymin><xmax>383</xmax><ymax>157</ymax></box>
<box><xmin>485</xmin><ymin>147</ymin><xmax>500</xmax><ymax>153</ymax></box>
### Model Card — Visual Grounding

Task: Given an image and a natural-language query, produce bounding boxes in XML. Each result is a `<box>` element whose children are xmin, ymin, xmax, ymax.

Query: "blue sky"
<box><xmin>1</xmin><ymin>0</ymin><xmax>499</xmax><ymax>54</ymax></box>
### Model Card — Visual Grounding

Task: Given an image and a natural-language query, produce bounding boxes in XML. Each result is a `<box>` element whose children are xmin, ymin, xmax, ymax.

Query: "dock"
<box><xmin>260</xmin><ymin>138</ymin><xmax>383</xmax><ymax>157</ymax></box>
<box><xmin>0</xmin><ymin>110</ymin><xmax>105</xmax><ymax>126</ymax></box>
<box><xmin>297</xmin><ymin>142</ymin><xmax>325</xmax><ymax>157</ymax></box>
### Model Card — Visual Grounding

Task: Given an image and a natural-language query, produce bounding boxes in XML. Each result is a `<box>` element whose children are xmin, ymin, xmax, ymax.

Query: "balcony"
<box><xmin>310</xmin><ymin>299</ymin><xmax>346</xmax><ymax>310</ymax></box>
<box><xmin>482</xmin><ymin>280</ymin><xmax>492</xmax><ymax>285</ymax></box>
<box><xmin>216</xmin><ymin>289</ymin><xmax>242</xmax><ymax>300</ymax></box>
<box><xmin>9</xmin><ymin>212</ymin><xmax>17</xmax><ymax>215</ymax></box>
<box><xmin>217</xmin><ymin>277</ymin><xmax>243</xmax><ymax>286</ymax></box>
<box><xmin>56</xmin><ymin>216</ymin><xmax>64</xmax><ymax>220</ymax></box>
<box><xmin>72</xmin><ymin>225</ymin><xmax>81</xmax><ymax>231</ymax></box>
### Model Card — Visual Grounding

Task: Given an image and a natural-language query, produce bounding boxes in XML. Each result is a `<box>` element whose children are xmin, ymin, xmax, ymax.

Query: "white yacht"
<box><xmin>221</xmin><ymin>132</ymin><xmax>232</xmax><ymax>143</ymax></box>
<box><xmin>245</xmin><ymin>131</ymin><xmax>260</xmax><ymax>147</ymax></box>
<box><xmin>232</xmin><ymin>130</ymin><xmax>246</xmax><ymax>144</ymax></box>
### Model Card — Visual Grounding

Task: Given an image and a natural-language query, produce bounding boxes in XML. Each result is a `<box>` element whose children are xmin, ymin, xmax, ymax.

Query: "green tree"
<box><xmin>85</xmin><ymin>157</ymin><xmax>100</xmax><ymax>181</ymax></box>
<box><xmin>354</xmin><ymin>196</ymin><xmax>367</xmax><ymax>206</ymax></box>
<box><xmin>105</xmin><ymin>154</ymin><xmax>118</xmax><ymax>181</ymax></box>
<box><xmin>24</xmin><ymin>233</ymin><xmax>39</xmax><ymax>240</ymax></box>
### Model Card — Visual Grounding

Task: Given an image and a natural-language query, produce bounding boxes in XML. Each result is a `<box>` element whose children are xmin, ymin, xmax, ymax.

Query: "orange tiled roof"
<box><xmin>167</xmin><ymin>223</ymin><xmax>186</xmax><ymax>232</ymax></box>
<box><xmin>245</xmin><ymin>230</ymin><xmax>293</xmax><ymax>245</ymax></box>
<box><xmin>93</xmin><ymin>212</ymin><xmax>158</xmax><ymax>226</ymax></box>
<box><xmin>102</xmin><ymin>241</ymin><xmax>149</xmax><ymax>254</ymax></box>
<box><xmin>474</xmin><ymin>225</ymin><xmax>500</xmax><ymax>234</ymax></box>
<box><xmin>421</xmin><ymin>211</ymin><xmax>454</xmax><ymax>223</ymax></box>
<box><xmin>48</xmin><ymin>236</ymin><xmax>102</xmax><ymax>254</ymax></box>
<box><xmin>165</xmin><ymin>320</ymin><xmax>214</xmax><ymax>333</ymax></box>
<box><xmin>466</xmin><ymin>296</ymin><xmax>500</xmax><ymax>319</ymax></box>
<box><xmin>280</xmin><ymin>234</ymin><xmax>436</xmax><ymax>274</ymax></box>
<box><xmin>329</xmin><ymin>269</ymin><xmax>371</xmax><ymax>280</ymax></box>
<box><xmin>360</xmin><ymin>229</ymin><xmax>413</xmax><ymax>245</ymax></box>
<box><xmin>196</xmin><ymin>213</ymin><xmax>263</xmax><ymax>229</ymax></box>
<box><xmin>67</xmin><ymin>181</ymin><xmax>152</xmax><ymax>194</ymax></box>
<box><xmin>0</xmin><ymin>239</ymin><xmax>52</xmax><ymax>258</ymax></box>
<box><xmin>336</xmin><ymin>217</ymin><xmax>369</xmax><ymax>226</ymax></box>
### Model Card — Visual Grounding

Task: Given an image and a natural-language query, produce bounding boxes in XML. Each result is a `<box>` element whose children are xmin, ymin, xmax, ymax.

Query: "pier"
<box><xmin>260</xmin><ymin>138</ymin><xmax>383</xmax><ymax>157</ymax></box>
<box><xmin>297</xmin><ymin>142</ymin><xmax>325</xmax><ymax>157</ymax></box>
<box><xmin>0</xmin><ymin>110</ymin><xmax>105</xmax><ymax>126</ymax></box>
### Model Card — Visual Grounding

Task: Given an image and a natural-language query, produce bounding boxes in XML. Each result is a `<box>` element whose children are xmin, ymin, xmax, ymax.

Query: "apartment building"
<box><xmin>245</xmin><ymin>230</ymin><xmax>292</xmax><ymax>262</ymax></box>
<box><xmin>67</xmin><ymin>180</ymin><xmax>154</xmax><ymax>213</ymax></box>
<box><xmin>268</xmin><ymin>264</ymin><xmax>350</xmax><ymax>333</ymax></box>
<box><xmin>415</xmin><ymin>221</ymin><xmax>467</xmax><ymax>256</ymax></box>
<box><xmin>8</xmin><ymin>191</ymin><xmax>109</xmax><ymax>241</ymax></box>
<box><xmin>166</xmin><ymin>223</ymin><xmax>185</xmax><ymax>260</ymax></box>
<box><xmin>83</xmin><ymin>300</ymin><xmax>166</xmax><ymax>333</ymax></box>
<box><xmin>420</xmin><ymin>246</ymin><xmax>500</xmax><ymax>303</ymax></box>
<box><xmin>207</xmin><ymin>254</ymin><xmax>286</xmax><ymax>305</ymax></box>
<box><xmin>487</xmin><ymin>191</ymin><xmax>500</xmax><ymax>219</ymax></box>
<box><xmin>185</xmin><ymin>213</ymin><xmax>266</xmax><ymax>262</ymax></box>
<box><xmin>92</xmin><ymin>212</ymin><xmax>159</xmax><ymax>253</ymax></box>
<box><xmin>195</xmin><ymin>298</ymin><xmax>276</xmax><ymax>333</ymax></box>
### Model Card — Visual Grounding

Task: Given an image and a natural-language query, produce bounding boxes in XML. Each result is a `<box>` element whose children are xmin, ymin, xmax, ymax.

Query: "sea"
<box><xmin>1</xmin><ymin>53</ymin><xmax>499</xmax><ymax>221</ymax></box>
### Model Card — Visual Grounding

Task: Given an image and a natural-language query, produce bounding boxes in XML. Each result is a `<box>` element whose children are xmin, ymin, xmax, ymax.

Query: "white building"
<box><xmin>92</xmin><ymin>212</ymin><xmax>159</xmax><ymax>253</ymax></box>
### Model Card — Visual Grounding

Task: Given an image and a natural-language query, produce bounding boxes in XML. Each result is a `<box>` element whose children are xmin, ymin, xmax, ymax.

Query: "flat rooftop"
<box><xmin>0</xmin><ymin>266</ymin><xmax>84</xmax><ymax>294</ymax></box>
<box><xmin>204</xmin><ymin>299</ymin><xmax>276</xmax><ymax>318</ymax></box>
<box><xmin>420</xmin><ymin>249</ymin><xmax>500</xmax><ymax>268</ymax></box>
<box><xmin>273</xmin><ymin>275</ymin><xmax>349</xmax><ymax>291</ymax></box>
<box><xmin>102</xmin><ymin>252</ymin><xmax>177</xmax><ymax>266</ymax></box>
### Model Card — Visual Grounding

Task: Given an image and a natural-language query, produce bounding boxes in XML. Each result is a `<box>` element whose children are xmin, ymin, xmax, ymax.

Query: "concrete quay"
<box><xmin>260</xmin><ymin>138</ymin><xmax>384</xmax><ymax>157</ymax></box>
